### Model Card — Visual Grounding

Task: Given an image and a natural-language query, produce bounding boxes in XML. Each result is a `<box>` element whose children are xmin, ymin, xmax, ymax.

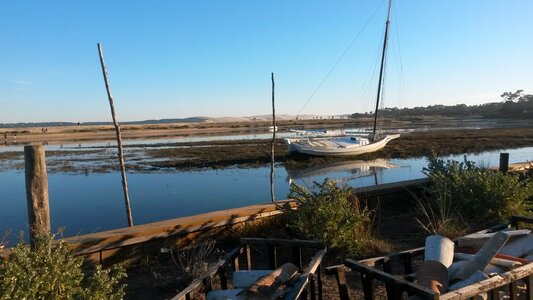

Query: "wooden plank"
<box><xmin>335</xmin><ymin>265</ymin><xmax>350</xmax><ymax>300</ymax></box>
<box><xmin>240</xmin><ymin>238</ymin><xmax>324</xmax><ymax>249</ymax></box>
<box><xmin>170</xmin><ymin>246</ymin><xmax>241</xmax><ymax>300</ymax></box>
<box><xmin>268</xmin><ymin>245</ymin><xmax>277</xmax><ymax>269</ymax></box>
<box><xmin>218</xmin><ymin>266</ymin><xmax>227</xmax><ymax>290</ymax></box>
<box><xmin>345</xmin><ymin>259</ymin><xmax>437</xmax><ymax>300</ymax></box>
<box><xmin>246</xmin><ymin>244</ymin><xmax>252</xmax><ymax>271</ymax></box>
<box><xmin>526</xmin><ymin>275</ymin><xmax>532</xmax><ymax>300</ymax></box>
<box><xmin>317</xmin><ymin>267</ymin><xmax>323</xmax><ymax>300</ymax></box>
<box><xmin>286</xmin><ymin>249</ymin><xmax>327</xmax><ymax>300</ymax></box>
<box><xmin>354</xmin><ymin>178</ymin><xmax>431</xmax><ymax>197</ymax></box>
<box><xmin>439</xmin><ymin>263</ymin><xmax>533</xmax><ymax>300</ymax></box>
<box><xmin>66</xmin><ymin>201</ymin><xmax>295</xmax><ymax>255</ymax></box>
<box><xmin>362</xmin><ymin>273</ymin><xmax>375</xmax><ymax>300</ymax></box>
<box><xmin>292</xmin><ymin>247</ymin><xmax>302</xmax><ymax>269</ymax></box>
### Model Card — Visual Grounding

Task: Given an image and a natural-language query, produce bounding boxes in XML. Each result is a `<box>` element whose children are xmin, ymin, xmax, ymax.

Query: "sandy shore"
<box><xmin>4</xmin><ymin>115</ymin><xmax>530</xmax><ymax>145</ymax></box>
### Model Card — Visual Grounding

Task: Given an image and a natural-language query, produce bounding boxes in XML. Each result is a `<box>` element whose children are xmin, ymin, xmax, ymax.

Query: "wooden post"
<box><xmin>97</xmin><ymin>43</ymin><xmax>134</xmax><ymax>227</ymax></box>
<box><xmin>270</xmin><ymin>72</ymin><xmax>276</xmax><ymax>202</ymax></box>
<box><xmin>499</xmin><ymin>152</ymin><xmax>509</xmax><ymax>173</ymax></box>
<box><xmin>24</xmin><ymin>145</ymin><xmax>51</xmax><ymax>248</ymax></box>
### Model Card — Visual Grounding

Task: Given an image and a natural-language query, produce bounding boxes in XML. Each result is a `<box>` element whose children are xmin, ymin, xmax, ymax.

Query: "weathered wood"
<box><xmin>354</xmin><ymin>178</ymin><xmax>431</xmax><ymax>198</ymax></box>
<box><xmin>508</xmin><ymin>281</ymin><xmax>517</xmax><ymax>300</ymax></box>
<box><xmin>309</xmin><ymin>272</ymin><xmax>317</xmax><ymax>300</ymax></box>
<box><xmin>285</xmin><ymin>249</ymin><xmax>327</xmax><ymax>300</ymax></box>
<box><xmin>457</xmin><ymin>229</ymin><xmax>530</xmax><ymax>248</ymax></box>
<box><xmin>448</xmin><ymin>270</ymin><xmax>488</xmax><ymax>291</ymax></box>
<box><xmin>499</xmin><ymin>152</ymin><xmax>509</xmax><ymax>173</ymax></box>
<box><xmin>332</xmin><ymin>266</ymin><xmax>350</xmax><ymax>300</ymax></box>
<box><xmin>246</xmin><ymin>244</ymin><xmax>252</xmax><ymax>271</ymax></box>
<box><xmin>439</xmin><ymin>263</ymin><xmax>533</xmax><ymax>300</ymax></box>
<box><xmin>454</xmin><ymin>231</ymin><xmax>510</xmax><ymax>280</ymax></box>
<box><xmin>453</xmin><ymin>253</ymin><xmax>523</xmax><ymax>269</ymax></box>
<box><xmin>171</xmin><ymin>246</ymin><xmax>241</xmax><ymax>300</ymax></box>
<box><xmin>268</xmin><ymin>244</ymin><xmax>277</xmax><ymax>269</ymax></box>
<box><xmin>270</xmin><ymin>72</ymin><xmax>276</xmax><ymax>202</ymax></box>
<box><xmin>362</xmin><ymin>273</ymin><xmax>375</xmax><ymax>300</ymax></box>
<box><xmin>316</xmin><ymin>267</ymin><xmax>323</xmax><ymax>300</ymax></box>
<box><xmin>97</xmin><ymin>43</ymin><xmax>134</xmax><ymax>227</ymax></box>
<box><xmin>240</xmin><ymin>238</ymin><xmax>324</xmax><ymax>249</ymax></box>
<box><xmin>240</xmin><ymin>263</ymin><xmax>299</xmax><ymax>297</ymax></box>
<box><xmin>345</xmin><ymin>259</ymin><xmax>438</xmax><ymax>300</ymax></box>
<box><xmin>24</xmin><ymin>145</ymin><xmax>51</xmax><ymax>248</ymax></box>
<box><xmin>66</xmin><ymin>201</ymin><xmax>295</xmax><ymax>256</ymax></box>
<box><xmin>499</xmin><ymin>234</ymin><xmax>533</xmax><ymax>258</ymax></box>
<box><xmin>218</xmin><ymin>266</ymin><xmax>227</xmax><ymax>290</ymax></box>
<box><xmin>510</xmin><ymin>215</ymin><xmax>533</xmax><ymax>229</ymax></box>
<box><xmin>292</xmin><ymin>247</ymin><xmax>302</xmax><ymax>269</ymax></box>
<box><xmin>526</xmin><ymin>275</ymin><xmax>532</xmax><ymax>300</ymax></box>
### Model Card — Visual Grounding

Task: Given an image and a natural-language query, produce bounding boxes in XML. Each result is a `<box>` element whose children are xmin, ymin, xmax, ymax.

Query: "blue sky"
<box><xmin>1</xmin><ymin>1</ymin><xmax>532</xmax><ymax>123</ymax></box>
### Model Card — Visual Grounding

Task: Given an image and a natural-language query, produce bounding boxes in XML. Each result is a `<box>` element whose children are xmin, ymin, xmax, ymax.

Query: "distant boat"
<box><xmin>268</xmin><ymin>125</ymin><xmax>278</xmax><ymax>132</ymax></box>
<box><xmin>285</xmin><ymin>0</ymin><xmax>400</xmax><ymax>157</ymax></box>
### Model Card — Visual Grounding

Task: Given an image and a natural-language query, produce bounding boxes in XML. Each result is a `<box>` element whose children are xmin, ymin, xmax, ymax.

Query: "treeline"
<box><xmin>0</xmin><ymin>117</ymin><xmax>210</xmax><ymax>129</ymax></box>
<box><xmin>351</xmin><ymin>90</ymin><xmax>533</xmax><ymax>118</ymax></box>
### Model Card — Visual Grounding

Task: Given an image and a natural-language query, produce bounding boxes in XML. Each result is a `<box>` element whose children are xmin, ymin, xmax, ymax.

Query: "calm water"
<box><xmin>0</xmin><ymin>146</ymin><xmax>531</xmax><ymax>245</ymax></box>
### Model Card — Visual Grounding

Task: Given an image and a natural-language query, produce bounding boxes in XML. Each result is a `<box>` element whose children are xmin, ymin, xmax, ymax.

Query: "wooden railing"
<box><xmin>327</xmin><ymin>216</ymin><xmax>533</xmax><ymax>300</ymax></box>
<box><xmin>172</xmin><ymin>238</ymin><xmax>326</xmax><ymax>300</ymax></box>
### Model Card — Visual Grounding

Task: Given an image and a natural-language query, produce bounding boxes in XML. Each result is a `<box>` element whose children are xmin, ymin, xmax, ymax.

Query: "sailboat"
<box><xmin>284</xmin><ymin>0</ymin><xmax>400</xmax><ymax>156</ymax></box>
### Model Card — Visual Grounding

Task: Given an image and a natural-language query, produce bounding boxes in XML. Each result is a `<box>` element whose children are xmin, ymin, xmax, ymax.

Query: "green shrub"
<box><xmin>0</xmin><ymin>233</ymin><xmax>126</xmax><ymax>300</ymax></box>
<box><xmin>284</xmin><ymin>179</ymin><xmax>382</xmax><ymax>257</ymax></box>
<box><xmin>423</xmin><ymin>155</ymin><xmax>533</xmax><ymax>226</ymax></box>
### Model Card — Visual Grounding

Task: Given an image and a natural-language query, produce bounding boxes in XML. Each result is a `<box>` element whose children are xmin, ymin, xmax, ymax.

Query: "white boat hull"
<box><xmin>284</xmin><ymin>134</ymin><xmax>400</xmax><ymax>157</ymax></box>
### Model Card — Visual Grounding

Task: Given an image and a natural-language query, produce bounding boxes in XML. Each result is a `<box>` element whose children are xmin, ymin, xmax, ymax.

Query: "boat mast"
<box><xmin>372</xmin><ymin>0</ymin><xmax>393</xmax><ymax>140</ymax></box>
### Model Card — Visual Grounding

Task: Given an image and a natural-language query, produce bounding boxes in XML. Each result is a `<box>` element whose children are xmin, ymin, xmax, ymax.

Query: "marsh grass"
<box><xmin>174</xmin><ymin>239</ymin><xmax>223</xmax><ymax>280</ymax></box>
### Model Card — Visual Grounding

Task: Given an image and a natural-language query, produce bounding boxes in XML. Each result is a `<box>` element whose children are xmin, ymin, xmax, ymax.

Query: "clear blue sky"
<box><xmin>1</xmin><ymin>0</ymin><xmax>532</xmax><ymax>123</ymax></box>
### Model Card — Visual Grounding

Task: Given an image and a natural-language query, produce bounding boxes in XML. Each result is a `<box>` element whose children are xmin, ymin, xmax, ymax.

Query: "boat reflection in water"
<box><xmin>286</xmin><ymin>159</ymin><xmax>403</xmax><ymax>188</ymax></box>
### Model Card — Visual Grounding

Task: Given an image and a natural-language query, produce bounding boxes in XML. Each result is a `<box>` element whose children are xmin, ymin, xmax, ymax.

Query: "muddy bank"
<box><xmin>1</xmin><ymin>127</ymin><xmax>532</xmax><ymax>173</ymax></box>
<box><xmin>149</xmin><ymin>127</ymin><xmax>533</xmax><ymax>170</ymax></box>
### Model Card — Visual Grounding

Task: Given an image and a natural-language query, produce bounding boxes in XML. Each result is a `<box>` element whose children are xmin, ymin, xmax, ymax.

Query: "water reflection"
<box><xmin>286</xmin><ymin>159</ymin><xmax>402</xmax><ymax>187</ymax></box>
<box><xmin>0</xmin><ymin>146</ymin><xmax>531</xmax><ymax>245</ymax></box>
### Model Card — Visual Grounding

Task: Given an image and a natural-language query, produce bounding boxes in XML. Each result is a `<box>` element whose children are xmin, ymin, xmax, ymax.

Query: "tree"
<box><xmin>500</xmin><ymin>90</ymin><xmax>524</xmax><ymax>102</ymax></box>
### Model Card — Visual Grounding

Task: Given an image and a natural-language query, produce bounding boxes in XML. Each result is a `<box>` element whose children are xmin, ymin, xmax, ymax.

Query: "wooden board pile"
<box><xmin>415</xmin><ymin>229</ymin><xmax>532</xmax><ymax>297</ymax></box>
<box><xmin>207</xmin><ymin>263</ymin><xmax>300</xmax><ymax>300</ymax></box>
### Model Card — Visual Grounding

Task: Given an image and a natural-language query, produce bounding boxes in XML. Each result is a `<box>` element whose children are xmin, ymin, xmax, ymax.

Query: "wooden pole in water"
<box><xmin>499</xmin><ymin>152</ymin><xmax>509</xmax><ymax>173</ymax></box>
<box><xmin>97</xmin><ymin>43</ymin><xmax>134</xmax><ymax>227</ymax></box>
<box><xmin>24</xmin><ymin>145</ymin><xmax>51</xmax><ymax>249</ymax></box>
<box><xmin>270</xmin><ymin>72</ymin><xmax>276</xmax><ymax>202</ymax></box>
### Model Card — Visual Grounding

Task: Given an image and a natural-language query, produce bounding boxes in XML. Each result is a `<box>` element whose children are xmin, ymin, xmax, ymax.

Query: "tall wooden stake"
<box><xmin>270</xmin><ymin>72</ymin><xmax>276</xmax><ymax>202</ymax></box>
<box><xmin>24</xmin><ymin>145</ymin><xmax>51</xmax><ymax>249</ymax></box>
<box><xmin>97</xmin><ymin>43</ymin><xmax>134</xmax><ymax>227</ymax></box>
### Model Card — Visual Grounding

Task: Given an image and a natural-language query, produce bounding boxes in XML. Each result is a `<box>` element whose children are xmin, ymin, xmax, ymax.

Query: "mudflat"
<box><xmin>1</xmin><ymin>119</ymin><xmax>532</xmax><ymax>172</ymax></box>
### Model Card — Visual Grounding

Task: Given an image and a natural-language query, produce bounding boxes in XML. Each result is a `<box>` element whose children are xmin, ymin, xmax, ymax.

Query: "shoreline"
<box><xmin>1</xmin><ymin>127</ymin><xmax>532</xmax><ymax>173</ymax></box>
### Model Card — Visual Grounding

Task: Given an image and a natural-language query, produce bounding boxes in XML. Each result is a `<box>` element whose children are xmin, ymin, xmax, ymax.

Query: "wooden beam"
<box><xmin>24</xmin><ymin>145</ymin><xmax>51</xmax><ymax>248</ymax></box>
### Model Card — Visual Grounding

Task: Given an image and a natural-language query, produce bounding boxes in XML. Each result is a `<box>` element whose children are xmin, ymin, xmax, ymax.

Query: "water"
<box><xmin>0</xmin><ymin>146</ymin><xmax>531</xmax><ymax>245</ymax></box>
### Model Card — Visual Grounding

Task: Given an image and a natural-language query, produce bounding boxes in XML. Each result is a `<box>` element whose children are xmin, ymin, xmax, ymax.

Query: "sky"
<box><xmin>1</xmin><ymin>0</ymin><xmax>532</xmax><ymax>123</ymax></box>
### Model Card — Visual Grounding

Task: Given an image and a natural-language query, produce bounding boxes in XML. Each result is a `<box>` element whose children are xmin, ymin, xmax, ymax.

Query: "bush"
<box><xmin>0</xmin><ymin>233</ymin><xmax>126</xmax><ymax>300</ymax></box>
<box><xmin>423</xmin><ymin>155</ymin><xmax>533</xmax><ymax>226</ymax></box>
<box><xmin>284</xmin><ymin>179</ymin><xmax>382</xmax><ymax>257</ymax></box>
